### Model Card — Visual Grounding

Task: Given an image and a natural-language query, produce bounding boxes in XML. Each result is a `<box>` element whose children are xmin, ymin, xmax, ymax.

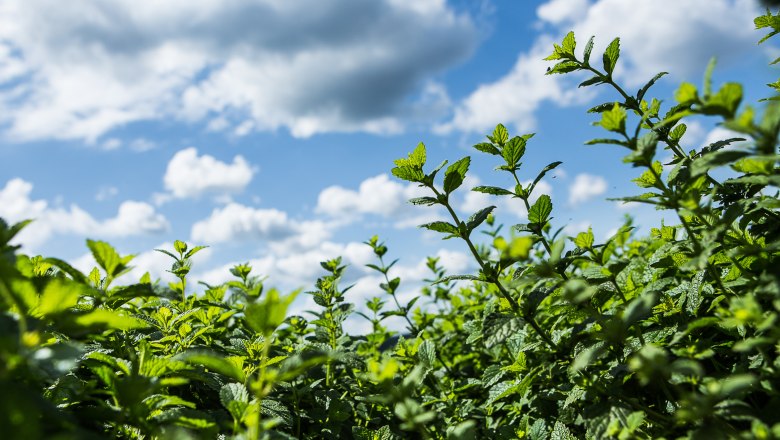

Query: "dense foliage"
<box><xmin>1</xmin><ymin>10</ymin><xmax>780</xmax><ymax>440</ymax></box>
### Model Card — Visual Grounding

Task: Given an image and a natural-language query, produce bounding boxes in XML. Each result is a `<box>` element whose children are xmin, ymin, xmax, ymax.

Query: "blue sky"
<box><xmin>0</xmin><ymin>0</ymin><xmax>775</xmax><ymax>329</ymax></box>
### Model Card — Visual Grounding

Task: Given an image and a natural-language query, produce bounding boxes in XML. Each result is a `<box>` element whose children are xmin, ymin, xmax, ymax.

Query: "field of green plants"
<box><xmin>1</xmin><ymin>10</ymin><xmax>779</xmax><ymax>440</ymax></box>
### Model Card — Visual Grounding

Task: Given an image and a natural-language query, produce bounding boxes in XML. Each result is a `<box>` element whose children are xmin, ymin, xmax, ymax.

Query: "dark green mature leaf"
<box><xmin>502</xmin><ymin>136</ymin><xmax>527</xmax><ymax>168</ymax></box>
<box><xmin>472</xmin><ymin>185</ymin><xmax>513</xmax><ymax>196</ymax></box>
<box><xmin>531</xmin><ymin>161</ymin><xmax>563</xmax><ymax>190</ymax></box>
<box><xmin>409</xmin><ymin>197</ymin><xmax>438</xmax><ymax>206</ymax></box>
<box><xmin>466</xmin><ymin>206</ymin><xmax>496</xmax><ymax>234</ymax></box>
<box><xmin>637</xmin><ymin>72</ymin><xmax>668</xmax><ymax>102</ymax></box>
<box><xmin>690</xmin><ymin>150</ymin><xmax>751</xmax><ymax>177</ymax></box>
<box><xmin>483</xmin><ymin>313</ymin><xmax>524</xmax><ymax>348</ymax></box>
<box><xmin>220</xmin><ymin>383</ymin><xmax>249</xmax><ymax>420</ymax></box>
<box><xmin>528</xmin><ymin>195</ymin><xmax>553</xmax><ymax>225</ymax></box>
<box><xmin>353</xmin><ymin>425</ymin><xmax>396</xmax><ymax>440</ymax></box>
<box><xmin>444</xmin><ymin>157</ymin><xmax>470</xmax><ymax>194</ymax></box>
<box><xmin>417</xmin><ymin>340</ymin><xmax>436</xmax><ymax>368</ymax></box>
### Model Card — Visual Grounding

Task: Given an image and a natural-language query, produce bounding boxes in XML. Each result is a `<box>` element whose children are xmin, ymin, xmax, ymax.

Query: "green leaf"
<box><xmin>433</xmin><ymin>274</ymin><xmax>483</xmax><ymax>284</ymax></box>
<box><xmin>583</xmin><ymin>36</ymin><xmax>595</xmax><ymax>64</ymax></box>
<box><xmin>547</xmin><ymin>61</ymin><xmax>580</xmax><ymax>75</ymax></box>
<box><xmin>702</xmin><ymin>82</ymin><xmax>743</xmax><ymax>117</ymax></box>
<box><xmin>472</xmin><ymin>186</ymin><xmax>513</xmax><ymax>196</ymax></box>
<box><xmin>174</xmin><ymin>240</ymin><xmax>187</xmax><ymax>254</ymax></box>
<box><xmin>571</xmin><ymin>343</ymin><xmax>607</xmax><ymax>372</ymax></box>
<box><xmin>178</xmin><ymin>351</ymin><xmax>246</xmax><ymax>382</ymax></box>
<box><xmin>87</xmin><ymin>240</ymin><xmax>124</xmax><ymax>277</ymax></box>
<box><xmin>528</xmin><ymin>195</ymin><xmax>553</xmax><ymax>225</ymax></box>
<box><xmin>637</xmin><ymin>72</ymin><xmax>668</xmax><ymax>102</ymax></box>
<box><xmin>502</xmin><ymin>135</ymin><xmax>529</xmax><ymax>169</ymax></box>
<box><xmin>483</xmin><ymin>313</ymin><xmax>524</xmax><ymax>349</ymax></box>
<box><xmin>602</xmin><ymin>38</ymin><xmax>620</xmax><ymax>74</ymax></box>
<box><xmin>599</xmin><ymin>103</ymin><xmax>626</xmax><ymax>133</ymax></box>
<box><xmin>220</xmin><ymin>383</ymin><xmax>249</xmax><ymax>420</ymax></box>
<box><xmin>245</xmin><ymin>288</ymin><xmax>299</xmax><ymax>336</ymax></box>
<box><xmin>675</xmin><ymin>82</ymin><xmax>699</xmax><ymax>105</ymax></box>
<box><xmin>490</xmin><ymin>124</ymin><xmax>509</xmax><ymax>146</ymax></box>
<box><xmin>420</xmin><ymin>221</ymin><xmax>460</xmax><ymax>237</ymax></box>
<box><xmin>579</xmin><ymin>76</ymin><xmax>604</xmax><ymax>88</ymax></box>
<box><xmin>73</xmin><ymin>309</ymin><xmax>147</xmax><ymax>330</ymax></box>
<box><xmin>184</xmin><ymin>245</ymin><xmax>208</xmax><ymax>259</ymax></box>
<box><xmin>443</xmin><ymin>156</ymin><xmax>470</xmax><ymax>194</ymax></box>
<box><xmin>392</xmin><ymin>165</ymin><xmax>425</xmax><ymax>183</ymax></box>
<box><xmin>35</xmin><ymin>279</ymin><xmax>82</xmax><ymax>317</ymax></box>
<box><xmin>353</xmin><ymin>425</ymin><xmax>395</xmax><ymax>440</ymax></box>
<box><xmin>417</xmin><ymin>339</ymin><xmax>436</xmax><ymax>369</ymax></box>
<box><xmin>408</xmin><ymin>197</ymin><xmax>438</xmax><ymax>206</ymax></box>
<box><xmin>573</xmin><ymin>227</ymin><xmax>594</xmax><ymax>249</ymax></box>
<box><xmin>466</xmin><ymin>206</ymin><xmax>496</xmax><ymax>234</ymax></box>
<box><xmin>394</xmin><ymin>142</ymin><xmax>426</xmax><ymax>168</ymax></box>
<box><xmin>531</xmin><ymin>161</ymin><xmax>563</xmax><ymax>190</ymax></box>
<box><xmin>561</xmin><ymin>31</ymin><xmax>576</xmax><ymax>55</ymax></box>
<box><xmin>690</xmin><ymin>150</ymin><xmax>751</xmax><ymax>177</ymax></box>
<box><xmin>473</xmin><ymin>142</ymin><xmax>501</xmax><ymax>155</ymax></box>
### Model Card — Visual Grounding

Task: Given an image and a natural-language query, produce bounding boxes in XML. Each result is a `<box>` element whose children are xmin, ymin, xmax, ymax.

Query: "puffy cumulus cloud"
<box><xmin>536</xmin><ymin>0</ymin><xmax>590</xmax><ymax>25</ymax></box>
<box><xmin>435</xmin><ymin>39</ymin><xmax>592</xmax><ymax>135</ymax></box>
<box><xmin>0</xmin><ymin>0</ymin><xmax>476</xmax><ymax>142</ymax></box>
<box><xmin>568</xmin><ymin>173</ymin><xmax>607</xmax><ymax>205</ymax></box>
<box><xmin>316</xmin><ymin>174</ymin><xmax>433</xmax><ymax>226</ymax></box>
<box><xmin>539</xmin><ymin>0</ymin><xmax>761</xmax><ymax>86</ymax></box>
<box><xmin>163</xmin><ymin>147</ymin><xmax>255</xmax><ymax>199</ymax></box>
<box><xmin>0</xmin><ymin>178</ymin><xmax>168</xmax><ymax>249</ymax></box>
<box><xmin>190</xmin><ymin>202</ymin><xmax>333</xmax><ymax>250</ymax></box>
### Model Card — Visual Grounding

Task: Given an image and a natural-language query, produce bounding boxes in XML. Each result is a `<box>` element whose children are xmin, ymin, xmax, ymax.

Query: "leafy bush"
<box><xmin>1</xmin><ymin>9</ymin><xmax>779</xmax><ymax>440</ymax></box>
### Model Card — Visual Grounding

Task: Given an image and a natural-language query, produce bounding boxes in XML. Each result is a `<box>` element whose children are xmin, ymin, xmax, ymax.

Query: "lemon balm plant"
<box><xmin>0</xmin><ymin>9</ymin><xmax>778</xmax><ymax>440</ymax></box>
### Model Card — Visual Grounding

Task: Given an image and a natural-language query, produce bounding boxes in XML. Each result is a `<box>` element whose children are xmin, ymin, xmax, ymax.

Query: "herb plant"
<box><xmin>1</xmin><ymin>10</ymin><xmax>779</xmax><ymax>440</ymax></box>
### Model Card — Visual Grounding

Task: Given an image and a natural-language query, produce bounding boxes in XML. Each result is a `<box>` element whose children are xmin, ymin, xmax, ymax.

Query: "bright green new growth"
<box><xmin>0</xmin><ymin>10</ymin><xmax>779</xmax><ymax>440</ymax></box>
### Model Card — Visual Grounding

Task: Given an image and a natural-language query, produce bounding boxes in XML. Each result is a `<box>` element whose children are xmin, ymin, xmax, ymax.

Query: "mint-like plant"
<box><xmin>0</xmin><ymin>9</ymin><xmax>777</xmax><ymax>440</ymax></box>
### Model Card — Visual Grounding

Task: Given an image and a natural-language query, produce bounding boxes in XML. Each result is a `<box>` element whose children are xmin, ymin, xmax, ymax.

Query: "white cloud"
<box><xmin>536</xmin><ymin>0</ymin><xmax>590</xmax><ymax>25</ymax></box>
<box><xmin>568</xmin><ymin>173</ymin><xmax>607</xmax><ymax>205</ymax></box>
<box><xmin>0</xmin><ymin>0</ymin><xmax>477</xmax><ymax>142</ymax></box>
<box><xmin>0</xmin><ymin>178</ymin><xmax>168</xmax><ymax>249</ymax></box>
<box><xmin>435</xmin><ymin>38</ymin><xmax>591</xmax><ymax>135</ymax></box>
<box><xmin>163</xmin><ymin>147</ymin><xmax>255</xmax><ymax>199</ymax></box>
<box><xmin>316</xmin><ymin>173</ymin><xmax>432</xmax><ymax>226</ymax></box>
<box><xmin>190</xmin><ymin>202</ymin><xmax>333</xmax><ymax>251</ymax></box>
